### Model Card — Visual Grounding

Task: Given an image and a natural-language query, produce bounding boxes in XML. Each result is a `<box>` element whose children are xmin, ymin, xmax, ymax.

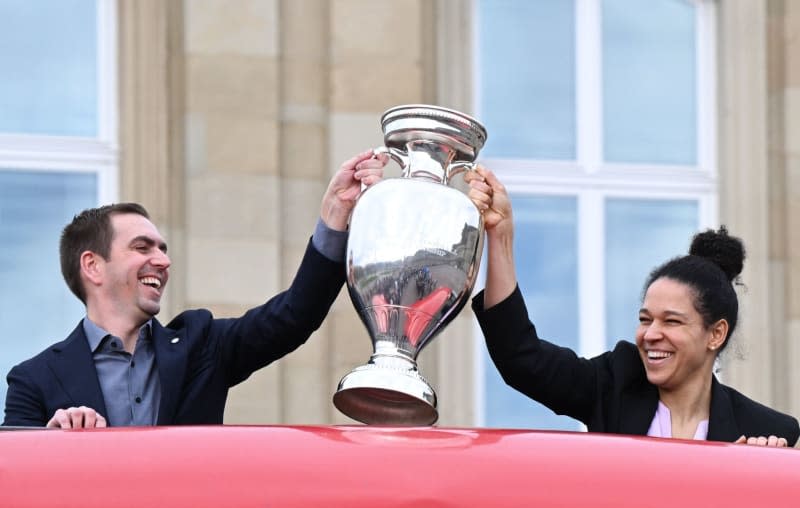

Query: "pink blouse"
<box><xmin>646</xmin><ymin>401</ymin><xmax>709</xmax><ymax>440</ymax></box>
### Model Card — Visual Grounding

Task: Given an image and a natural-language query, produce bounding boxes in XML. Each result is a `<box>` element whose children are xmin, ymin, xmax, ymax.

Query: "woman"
<box><xmin>466</xmin><ymin>167</ymin><xmax>799</xmax><ymax>446</ymax></box>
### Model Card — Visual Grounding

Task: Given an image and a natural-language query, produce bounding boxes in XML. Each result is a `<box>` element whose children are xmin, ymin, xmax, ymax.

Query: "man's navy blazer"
<box><xmin>3</xmin><ymin>241</ymin><xmax>344</xmax><ymax>427</ymax></box>
<box><xmin>473</xmin><ymin>286</ymin><xmax>800</xmax><ymax>445</ymax></box>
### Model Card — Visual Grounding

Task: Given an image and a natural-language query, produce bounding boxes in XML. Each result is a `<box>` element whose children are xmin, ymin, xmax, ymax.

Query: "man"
<box><xmin>3</xmin><ymin>150</ymin><xmax>386</xmax><ymax>428</ymax></box>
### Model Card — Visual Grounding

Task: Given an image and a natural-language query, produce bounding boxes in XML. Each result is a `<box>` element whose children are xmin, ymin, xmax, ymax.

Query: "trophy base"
<box><xmin>333</xmin><ymin>363</ymin><xmax>438</xmax><ymax>426</ymax></box>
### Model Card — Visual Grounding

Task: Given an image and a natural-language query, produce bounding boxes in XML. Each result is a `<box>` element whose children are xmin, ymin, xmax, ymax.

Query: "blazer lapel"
<box><xmin>47</xmin><ymin>322</ymin><xmax>108</xmax><ymax>418</ymax></box>
<box><xmin>706</xmin><ymin>376</ymin><xmax>740</xmax><ymax>442</ymax></box>
<box><xmin>618</xmin><ymin>383</ymin><xmax>659</xmax><ymax>435</ymax></box>
<box><xmin>152</xmin><ymin>320</ymin><xmax>187</xmax><ymax>425</ymax></box>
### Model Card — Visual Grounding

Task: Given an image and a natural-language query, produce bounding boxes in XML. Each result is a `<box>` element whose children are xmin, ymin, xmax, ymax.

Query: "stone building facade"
<box><xmin>117</xmin><ymin>0</ymin><xmax>800</xmax><ymax>426</ymax></box>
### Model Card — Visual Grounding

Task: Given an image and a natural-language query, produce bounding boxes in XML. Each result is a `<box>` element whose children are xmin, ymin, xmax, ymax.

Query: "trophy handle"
<box><xmin>373</xmin><ymin>146</ymin><xmax>408</xmax><ymax>169</ymax></box>
<box><xmin>446</xmin><ymin>161</ymin><xmax>477</xmax><ymax>184</ymax></box>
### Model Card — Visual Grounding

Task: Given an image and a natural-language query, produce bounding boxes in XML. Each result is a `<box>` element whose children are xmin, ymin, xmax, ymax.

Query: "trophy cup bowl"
<box><xmin>333</xmin><ymin>105</ymin><xmax>487</xmax><ymax>425</ymax></box>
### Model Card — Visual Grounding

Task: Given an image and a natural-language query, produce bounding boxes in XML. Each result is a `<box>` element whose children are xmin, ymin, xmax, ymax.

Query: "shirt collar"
<box><xmin>83</xmin><ymin>317</ymin><xmax>153</xmax><ymax>353</ymax></box>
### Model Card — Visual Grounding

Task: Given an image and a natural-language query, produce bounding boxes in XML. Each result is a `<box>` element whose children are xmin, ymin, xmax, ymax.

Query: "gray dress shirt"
<box><xmin>83</xmin><ymin>318</ymin><xmax>161</xmax><ymax>426</ymax></box>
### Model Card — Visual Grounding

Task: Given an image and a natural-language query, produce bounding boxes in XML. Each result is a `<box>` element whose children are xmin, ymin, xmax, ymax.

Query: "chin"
<box><xmin>644</xmin><ymin>370</ymin><xmax>666</xmax><ymax>388</ymax></box>
<box><xmin>139</xmin><ymin>301</ymin><xmax>161</xmax><ymax>317</ymax></box>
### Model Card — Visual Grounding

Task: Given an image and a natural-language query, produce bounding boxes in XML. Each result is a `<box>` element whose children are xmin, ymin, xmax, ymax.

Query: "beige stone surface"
<box><xmin>787</xmin><ymin>0</ymin><xmax>800</xmax><ymax>86</ymax></box>
<box><xmin>786</xmin><ymin>88</ymin><xmax>800</xmax><ymax>159</ymax></box>
<box><xmin>326</xmin><ymin>306</ymin><xmax>372</xmax><ymax>372</ymax></box>
<box><xmin>278</xmin><ymin>244</ymin><xmax>318</xmax><ymax>289</ymax></box>
<box><xmin>185</xmin><ymin>0</ymin><xmax>278</xmax><ymax>56</ymax></box>
<box><xmin>185</xmin><ymin>112</ymin><xmax>208</xmax><ymax>175</ymax></box>
<box><xmin>281</xmin><ymin>120</ymin><xmax>328</xmax><ymax>179</ymax></box>
<box><xmin>279</xmin><ymin>337</ymin><xmax>333</xmax><ymax>423</ymax></box>
<box><xmin>327</xmin><ymin>303</ymin><xmax>372</xmax><ymax>425</ymax></box>
<box><xmin>787</xmin><ymin>319</ymin><xmax>800</xmax><ymax>418</ymax></box>
<box><xmin>187</xmin><ymin>54</ymin><xmax>279</xmax><ymax>117</ymax></box>
<box><xmin>766</xmin><ymin>91</ymin><xmax>787</xmax><ymax>258</ymax></box>
<box><xmin>714</xmin><ymin>0</ymin><xmax>800</xmax><ymax>410</ymax></box>
<box><xmin>224</xmin><ymin>366</ymin><xmax>282</xmax><ymax>423</ymax></box>
<box><xmin>282</xmin><ymin>60</ymin><xmax>329</xmax><ymax>105</ymax></box>
<box><xmin>331</xmin><ymin>0</ymin><xmax>421</xmax><ymax>58</ymax></box>
<box><xmin>331</xmin><ymin>59</ymin><xmax>424</xmax><ymax>111</ymax></box>
<box><xmin>205</xmin><ymin>115</ymin><xmax>279</xmax><ymax>174</ymax></box>
<box><xmin>328</xmin><ymin>112</ymin><xmax>386</xmax><ymax>175</ymax></box>
<box><xmin>188</xmin><ymin>173</ymin><xmax>279</xmax><ymax>239</ymax></box>
<box><xmin>785</xmin><ymin>88</ymin><xmax>800</xmax><ymax>315</ymax></box>
<box><xmin>281</xmin><ymin>0</ymin><xmax>328</xmax><ymax>58</ymax></box>
<box><xmin>280</xmin><ymin>178</ymin><xmax>325</xmax><ymax>247</ymax></box>
<box><xmin>434</xmin><ymin>313</ymin><xmax>478</xmax><ymax>426</ymax></box>
<box><xmin>186</xmin><ymin>237</ymin><xmax>279</xmax><ymax>306</ymax></box>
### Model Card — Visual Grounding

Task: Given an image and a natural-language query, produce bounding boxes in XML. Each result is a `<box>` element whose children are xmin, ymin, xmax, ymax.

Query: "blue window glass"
<box><xmin>478</xmin><ymin>0</ymin><xmax>576</xmax><ymax>159</ymax></box>
<box><xmin>602</xmin><ymin>0</ymin><xmax>697</xmax><ymax>165</ymax></box>
<box><xmin>0</xmin><ymin>0</ymin><xmax>98</xmax><ymax>137</ymax></box>
<box><xmin>0</xmin><ymin>170</ymin><xmax>97</xmax><ymax>407</ymax></box>
<box><xmin>483</xmin><ymin>195</ymin><xmax>580</xmax><ymax>430</ymax></box>
<box><xmin>604</xmin><ymin>198</ymin><xmax>698</xmax><ymax>347</ymax></box>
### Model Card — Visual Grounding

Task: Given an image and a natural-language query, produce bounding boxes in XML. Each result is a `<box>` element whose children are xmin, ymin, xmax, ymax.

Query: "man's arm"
<box><xmin>5</xmin><ymin>364</ymin><xmax>107</xmax><ymax>428</ymax></box>
<box><xmin>4</xmin><ymin>365</ymin><xmax>48</xmax><ymax>427</ymax></box>
<box><xmin>206</xmin><ymin>150</ymin><xmax>387</xmax><ymax>386</ymax></box>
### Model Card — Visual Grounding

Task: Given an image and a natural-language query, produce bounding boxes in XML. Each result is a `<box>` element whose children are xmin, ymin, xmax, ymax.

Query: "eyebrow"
<box><xmin>638</xmin><ymin>308</ymin><xmax>689</xmax><ymax>319</ymax></box>
<box><xmin>130</xmin><ymin>235</ymin><xmax>168</xmax><ymax>253</ymax></box>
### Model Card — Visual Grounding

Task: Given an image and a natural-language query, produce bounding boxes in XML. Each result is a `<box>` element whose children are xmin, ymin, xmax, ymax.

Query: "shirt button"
<box><xmin>131</xmin><ymin>361</ymin><xmax>136</xmax><ymax>368</ymax></box>
<box><xmin>135</xmin><ymin>396</ymin><xmax>142</xmax><ymax>403</ymax></box>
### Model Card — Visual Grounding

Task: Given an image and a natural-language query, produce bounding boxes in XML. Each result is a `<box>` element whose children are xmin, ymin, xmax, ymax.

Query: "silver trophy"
<box><xmin>333</xmin><ymin>104</ymin><xmax>487</xmax><ymax>425</ymax></box>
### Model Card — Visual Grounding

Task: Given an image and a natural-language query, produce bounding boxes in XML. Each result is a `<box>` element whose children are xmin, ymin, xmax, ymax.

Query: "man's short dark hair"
<box><xmin>60</xmin><ymin>203</ymin><xmax>150</xmax><ymax>304</ymax></box>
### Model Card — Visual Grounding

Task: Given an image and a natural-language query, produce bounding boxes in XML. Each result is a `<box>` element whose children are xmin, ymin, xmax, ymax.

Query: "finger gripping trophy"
<box><xmin>333</xmin><ymin>104</ymin><xmax>487</xmax><ymax>425</ymax></box>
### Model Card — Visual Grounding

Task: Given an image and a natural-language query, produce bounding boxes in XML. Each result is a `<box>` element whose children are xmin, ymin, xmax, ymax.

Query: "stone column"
<box><xmin>118</xmin><ymin>0</ymin><xmax>187</xmax><ymax>321</ymax></box>
<box><xmin>429</xmin><ymin>0</ymin><xmax>479</xmax><ymax>426</ymax></box>
<box><xmin>717</xmin><ymin>0</ymin><xmax>775</xmax><ymax>404</ymax></box>
<box><xmin>277</xmin><ymin>0</ymin><xmax>334</xmax><ymax>423</ymax></box>
<box><xmin>182</xmin><ymin>0</ymin><xmax>284</xmax><ymax>423</ymax></box>
<box><xmin>772</xmin><ymin>0</ymin><xmax>800</xmax><ymax>417</ymax></box>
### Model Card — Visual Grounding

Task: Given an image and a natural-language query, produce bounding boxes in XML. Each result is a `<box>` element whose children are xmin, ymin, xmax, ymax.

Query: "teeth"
<box><xmin>647</xmin><ymin>351</ymin><xmax>672</xmax><ymax>359</ymax></box>
<box><xmin>139</xmin><ymin>276</ymin><xmax>161</xmax><ymax>289</ymax></box>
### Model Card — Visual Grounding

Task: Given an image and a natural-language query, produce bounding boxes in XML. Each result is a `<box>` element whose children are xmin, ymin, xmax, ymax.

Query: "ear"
<box><xmin>80</xmin><ymin>251</ymin><xmax>105</xmax><ymax>288</ymax></box>
<box><xmin>708</xmin><ymin>319</ymin><xmax>729</xmax><ymax>352</ymax></box>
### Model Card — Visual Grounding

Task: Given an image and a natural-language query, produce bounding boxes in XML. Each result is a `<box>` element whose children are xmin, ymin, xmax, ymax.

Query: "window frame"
<box><xmin>0</xmin><ymin>0</ymin><xmax>118</xmax><ymax>204</ymax></box>
<box><xmin>471</xmin><ymin>0</ymin><xmax>718</xmax><ymax>427</ymax></box>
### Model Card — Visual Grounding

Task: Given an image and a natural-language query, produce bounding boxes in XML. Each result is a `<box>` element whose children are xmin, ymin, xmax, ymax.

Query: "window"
<box><xmin>0</xmin><ymin>0</ymin><xmax>117</xmax><ymax>409</ymax></box>
<box><xmin>474</xmin><ymin>0</ymin><xmax>716</xmax><ymax>429</ymax></box>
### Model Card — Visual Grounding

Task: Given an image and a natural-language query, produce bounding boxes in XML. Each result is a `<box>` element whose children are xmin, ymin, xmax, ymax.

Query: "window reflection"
<box><xmin>478</xmin><ymin>0</ymin><xmax>576</xmax><ymax>159</ymax></box>
<box><xmin>0</xmin><ymin>170</ymin><xmax>96</xmax><ymax>406</ymax></box>
<box><xmin>483</xmin><ymin>195</ymin><xmax>580</xmax><ymax>430</ymax></box>
<box><xmin>604</xmin><ymin>198</ymin><xmax>698</xmax><ymax>347</ymax></box>
<box><xmin>602</xmin><ymin>0</ymin><xmax>697</xmax><ymax>164</ymax></box>
<box><xmin>0</xmin><ymin>0</ymin><xmax>98</xmax><ymax>136</ymax></box>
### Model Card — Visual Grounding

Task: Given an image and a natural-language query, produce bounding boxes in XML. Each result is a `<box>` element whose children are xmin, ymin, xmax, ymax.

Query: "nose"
<box><xmin>641</xmin><ymin>321</ymin><xmax>662</xmax><ymax>341</ymax></box>
<box><xmin>152</xmin><ymin>249</ymin><xmax>171</xmax><ymax>269</ymax></box>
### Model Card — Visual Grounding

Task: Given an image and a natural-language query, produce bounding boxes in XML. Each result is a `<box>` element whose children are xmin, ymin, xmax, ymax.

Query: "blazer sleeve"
<box><xmin>201</xmin><ymin>238</ymin><xmax>346</xmax><ymax>387</ymax></box>
<box><xmin>721</xmin><ymin>383</ymin><xmax>800</xmax><ymax>447</ymax></box>
<box><xmin>472</xmin><ymin>286</ymin><xmax>610</xmax><ymax>425</ymax></box>
<box><xmin>3</xmin><ymin>363</ymin><xmax>48</xmax><ymax>427</ymax></box>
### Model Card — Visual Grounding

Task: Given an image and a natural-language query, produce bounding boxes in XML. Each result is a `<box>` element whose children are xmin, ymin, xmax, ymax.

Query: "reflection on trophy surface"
<box><xmin>333</xmin><ymin>104</ymin><xmax>487</xmax><ymax>425</ymax></box>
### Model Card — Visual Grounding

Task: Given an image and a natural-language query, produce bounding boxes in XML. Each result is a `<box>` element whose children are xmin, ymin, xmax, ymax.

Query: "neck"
<box><xmin>658</xmin><ymin>370</ymin><xmax>714</xmax><ymax>439</ymax></box>
<box><xmin>86</xmin><ymin>307</ymin><xmax>148</xmax><ymax>353</ymax></box>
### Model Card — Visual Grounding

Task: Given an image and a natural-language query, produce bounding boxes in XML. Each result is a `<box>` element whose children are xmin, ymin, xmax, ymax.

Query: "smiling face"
<box><xmin>90</xmin><ymin>213</ymin><xmax>171</xmax><ymax>324</ymax></box>
<box><xmin>635</xmin><ymin>277</ymin><xmax>726</xmax><ymax>392</ymax></box>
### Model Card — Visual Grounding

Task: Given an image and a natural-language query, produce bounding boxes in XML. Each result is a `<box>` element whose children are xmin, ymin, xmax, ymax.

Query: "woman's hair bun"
<box><xmin>688</xmin><ymin>226</ymin><xmax>745</xmax><ymax>282</ymax></box>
